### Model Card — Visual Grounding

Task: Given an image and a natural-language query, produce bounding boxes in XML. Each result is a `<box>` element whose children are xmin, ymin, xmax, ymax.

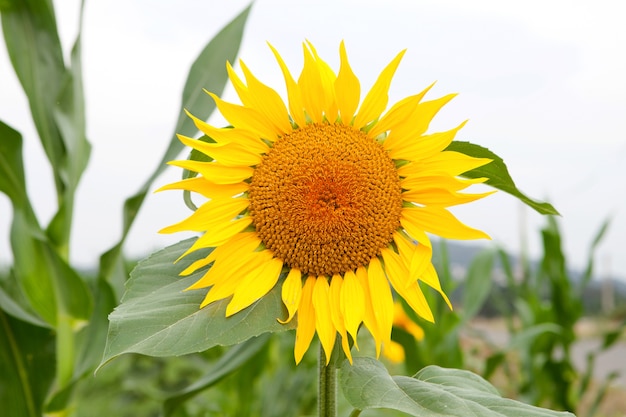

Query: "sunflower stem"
<box><xmin>318</xmin><ymin>339</ymin><xmax>342</xmax><ymax>417</ymax></box>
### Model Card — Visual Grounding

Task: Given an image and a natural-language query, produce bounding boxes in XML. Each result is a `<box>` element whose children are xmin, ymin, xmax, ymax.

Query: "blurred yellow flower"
<box><xmin>159</xmin><ymin>41</ymin><xmax>493</xmax><ymax>364</ymax></box>
<box><xmin>383</xmin><ymin>302</ymin><xmax>426</xmax><ymax>363</ymax></box>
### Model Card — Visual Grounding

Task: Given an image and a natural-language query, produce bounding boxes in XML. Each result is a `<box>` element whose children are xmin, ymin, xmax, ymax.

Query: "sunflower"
<box><xmin>159</xmin><ymin>41</ymin><xmax>493</xmax><ymax>364</ymax></box>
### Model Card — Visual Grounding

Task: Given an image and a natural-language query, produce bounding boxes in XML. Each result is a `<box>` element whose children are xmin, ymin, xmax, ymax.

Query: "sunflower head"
<box><xmin>159</xmin><ymin>41</ymin><xmax>493</xmax><ymax>364</ymax></box>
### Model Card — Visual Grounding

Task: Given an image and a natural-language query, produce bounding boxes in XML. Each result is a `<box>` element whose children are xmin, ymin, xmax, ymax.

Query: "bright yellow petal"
<box><xmin>340</xmin><ymin>270</ymin><xmax>365</xmax><ymax>350</ymax></box>
<box><xmin>381</xmin><ymin>248</ymin><xmax>434</xmax><ymax>323</ymax></box>
<box><xmin>269</xmin><ymin>42</ymin><xmax>306</xmax><ymax>127</ymax></box>
<box><xmin>181</xmin><ymin>232</ymin><xmax>260</xmax><ymax>277</ymax></box>
<box><xmin>240</xmin><ymin>60</ymin><xmax>293</xmax><ymax>134</ymax></box>
<box><xmin>353</xmin><ymin>49</ymin><xmax>405</xmax><ymax>129</ymax></box>
<box><xmin>386</xmin><ymin>121</ymin><xmax>465</xmax><ymax>161</ymax></box>
<box><xmin>334</xmin><ymin>41</ymin><xmax>360</xmax><ymax>124</ymax></box>
<box><xmin>402</xmin><ymin>187</ymin><xmax>496</xmax><ymax>207</ymax></box>
<box><xmin>185</xmin><ymin>110</ymin><xmax>269</xmax><ymax>154</ymax></box>
<box><xmin>187</xmin><ymin>237</ymin><xmax>263</xmax><ymax>290</ymax></box>
<box><xmin>279</xmin><ymin>268</ymin><xmax>302</xmax><ymax>324</ymax></box>
<box><xmin>401</xmin><ymin>174</ymin><xmax>487</xmax><ymax>193</ymax></box>
<box><xmin>420</xmin><ymin>263</ymin><xmax>452</xmax><ymax>310</ymax></box>
<box><xmin>226</xmin><ymin>256</ymin><xmax>283</xmax><ymax>316</ymax></box>
<box><xmin>400</xmin><ymin>215</ymin><xmax>431</xmax><ymax>248</ymax></box>
<box><xmin>356</xmin><ymin>266</ymin><xmax>379</xmax><ymax>351</ymax></box>
<box><xmin>295</xmin><ymin>276</ymin><xmax>317</xmax><ymax>364</ymax></box>
<box><xmin>155</xmin><ymin>177</ymin><xmax>248</xmax><ymax>200</ymax></box>
<box><xmin>393</xmin><ymin>232</ymin><xmax>431</xmax><ymax>285</ymax></box>
<box><xmin>367</xmin><ymin>257</ymin><xmax>394</xmax><ymax>357</ymax></box>
<box><xmin>368</xmin><ymin>94</ymin><xmax>421</xmax><ymax>139</ymax></box>
<box><xmin>306</xmin><ymin>41</ymin><xmax>338</xmax><ymax>122</ymax></box>
<box><xmin>384</xmin><ymin>93</ymin><xmax>457</xmax><ymax>151</ymax></box>
<box><xmin>226</xmin><ymin>60</ymin><xmax>250</xmax><ymax>104</ymax></box>
<box><xmin>398</xmin><ymin>151</ymin><xmax>492</xmax><ymax>178</ymax></box>
<box><xmin>312</xmin><ymin>276</ymin><xmax>336</xmax><ymax>364</ymax></box>
<box><xmin>176</xmin><ymin>134</ymin><xmax>263</xmax><ymax>167</ymax></box>
<box><xmin>167</xmin><ymin>160</ymin><xmax>253</xmax><ymax>184</ymax></box>
<box><xmin>402</xmin><ymin>205</ymin><xmax>491</xmax><ymax>240</ymax></box>
<box><xmin>175</xmin><ymin>216</ymin><xmax>252</xmax><ymax>255</ymax></box>
<box><xmin>329</xmin><ymin>274</ymin><xmax>352</xmax><ymax>363</ymax></box>
<box><xmin>207</xmin><ymin>92</ymin><xmax>279</xmax><ymax>141</ymax></box>
<box><xmin>199</xmin><ymin>250</ymin><xmax>272</xmax><ymax>307</ymax></box>
<box><xmin>298</xmin><ymin>44</ymin><xmax>333</xmax><ymax>123</ymax></box>
<box><xmin>159</xmin><ymin>198</ymin><xmax>249</xmax><ymax>234</ymax></box>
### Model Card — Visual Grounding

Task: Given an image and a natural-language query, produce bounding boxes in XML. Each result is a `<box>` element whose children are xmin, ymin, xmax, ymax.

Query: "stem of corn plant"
<box><xmin>318</xmin><ymin>338</ymin><xmax>343</xmax><ymax>417</ymax></box>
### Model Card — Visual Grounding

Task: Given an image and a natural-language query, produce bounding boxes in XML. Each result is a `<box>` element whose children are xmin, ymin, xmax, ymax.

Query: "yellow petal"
<box><xmin>402</xmin><ymin>187</ymin><xmax>496</xmax><ymax>207</ymax></box>
<box><xmin>340</xmin><ymin>270</ymin><xmax>365</xmax><ymax>350</ymax></box>
<box><xmin>181</xmin><ymin>232</ymin><xmax>260</xmax><ymax>277</ymax></box>
<box><xmin>279</xmin><ymin>268</ymin><xmax>302</xmax><ymax>324</ymax></box>
<box><xmin>367</xmin><ymin>257</ymin><xmax>394</xmax><ymax>357</ymax></box>
<box><xmin>400</xmin><ymin>214</ymin><xmax>431</xmax><ymax>248</ymax></box>
<box><xmin>155</xmin><ymin>177</ymin><xmax>248</xmax><ymax>199</ymax></box>
<box><xmin>240</xmin><ymin>60</ymin><xmax>293</xmax><ymax>134</ymax></box>
<box><xmin>185</xmin><ymin>110</ymin><xmax>269</xmax><ymax>154</ymax></box>
<box><xmin>176</xmin><ymin>216</ymin><xmax>252</xmax><ymax>253</ymax></box>
<box><xmin>295</xmin><ymin>276</ymin><xmax>317</xmax><ymax>364</ymax></box>
<box><xmin>372</xmin><ymin>82</ymin><xmax>435</xmax><ymax>138</ymax></box>
<box><xmin>306</xmin><ymin>41</ymin><xmax>338</xmax><ymax>122</ymax></box>
<box><xmin>312</xmin><ymin>276</ymin><xmax>336</xmax><ymax>365</ymax></box>
<box><xmin>353</xmin><ymin>49</ymin><xmax>405</xmax><ymax>129</ymax></box>
<box><xmin>401</xmin><ymin>174</ymin><xmax>487</xmax><ymax>193</ymax></box>
<box><xmin>402</xmin><ymin>205</ymin><xmax>491</xmax><ymax>240</ymax></box>
<box><xmin>393</xmin><ymin>232</ymin><xmax>432</xmax><ymax>284</ymax></box>
<box><xmin>227</xmin><ymin>255</ymin><xmax>283</xmax><ymax>316</ymax></box>
<box><xmin>207</xmin><ymin>92</ymin><xmax>279</xmax><ymax>141</ymax></box>
<box><xmin>187</xmin><ymin>238</ymin><xmax>263</xmax><ymax>290</ymax></box>
<box><xmin>176</xmin><ymin>134</ymin><xmax>262</xmax><ymax>167</ymax></box>
<box><xmin>420</xmin><ymin>263</ymin><xmax>452</xmax><ymax>310</ymax></box>
<box><xmin>298</xmin><ymin>44</ymin><xmax>329</xmax><ymax>123</ymax></box>
<box><xmin>384</xmin><ymin>94</ymin><xmax>457</xmax><ymax>151</ymax></box>
<box><xmin>269</xmin><ymin>42</ymin><xmax>306</xmax><ymax>127</ymax></box>
<box><xmin>329</xmin><ymin>274</ymin><xmax>352</xmax><ymax>364</ymax></box>
<box><xmin>167</xmin><ymin>160</ymin><xmax>253</xmax><ymax>184</ymax></box>
<box><xmin>334</xmin><ymin>41</ymin><xmax>360</xmax><ymax>124</ymax></box>
<box><xmin>398</xmin><ymin>151</ymin><xmax>492</xmax><ymax>178</ymax></box>
<box><xmin>159</xmin><ymin>198</ymin><xmax>249</xmax><ymax>234</ymax></box>
<box><xmin>386</xmin><ymin>121</ymin><xmax>465</xmax><ymax>161</ymax></box>
<box><xmin>382</xmin><ymin>248</ymin><xmax>434</xmax><ymax>323</ymax></box>
<box><xmin>199</xmin><ymin>250</ymin><xmax>272</xmax><ymax>307</ymax></box>
<box><xmin>356</xmin><ymin>266</ymin><xmax>379</xmax><ymax>350</ymax></box>
<box><xmin>226</xmin><ymin>60</ymin><xmax>250</xmax><ymax>104</ymax></box>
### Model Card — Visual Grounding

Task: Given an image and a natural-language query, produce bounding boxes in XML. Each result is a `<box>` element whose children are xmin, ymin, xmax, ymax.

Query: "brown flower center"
<box><xmin>249</xmin><ymin>123</ymin><xmax>402</xmax><ymax>276</ymax></box>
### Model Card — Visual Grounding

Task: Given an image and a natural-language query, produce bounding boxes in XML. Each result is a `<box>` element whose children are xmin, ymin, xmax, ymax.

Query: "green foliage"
<box><xmin>100</xmin><ymin>238</ymin><xmax>294</xmax><ymax>367</ymax></box>
<box><xmin>483</xmin><ymin>217</ymin><xmax>621</xmax><ymax>415</ymax></box>
<box><xmin>0</xmin><ymin>1</ymin><xmax>252</xmax><ymax>414</ymax></box>
<box><xmin>340</xmin><ymin>358</ymin><xmax>574</xmax><ymax>416</ymax></box>
<box><xmin>447</xmin><ymin>141</ymin><xmax>559</xmax><ymax>216</ymax></box>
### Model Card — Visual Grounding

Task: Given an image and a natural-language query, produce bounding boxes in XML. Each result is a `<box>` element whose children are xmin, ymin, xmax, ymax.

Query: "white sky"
<box><xmin>1</xmin><ymin>0</ymin><xmax>625</xmax><ymax>281</ymax></box>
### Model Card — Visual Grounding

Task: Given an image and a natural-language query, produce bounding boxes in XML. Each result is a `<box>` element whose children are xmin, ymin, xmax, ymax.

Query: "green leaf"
<box><xmin>98</xmin><ymin>4</ymin><xmax>252</xmax><ymax>284</ymax></box>
<box><xmin>461</xmin><ymin>248</ymin><xmax>495</xmax><ymax>322</ymax></box>
<box><xmin>0</xmin><ymin>310</ymin><xmax>56</xmax><ymax>417</ymax></box>
<box><xmin>340</xmin><ymin>358</ymin><xmax>575</xmax><ymax>416</ymax></box>
<box><xmin>163</xmin><ymin>334</ymin><xmax>270</xmax><ymax>416</ymax></box>
<box><xmin>0</xmin><ymin>120</ymin><xmax>28</xmax><ymax>208</ymax></box>
<box><xmin>48</xmin><ymin>0</ymin><xmax>91</xmax><ymax>248</ymax></box>
<box><xmin>446</xmin><ymin>141</ymin><xmax>559</xmax><ymax>216</ymax></box>
<box><xmin>1</xmin><ymin>0</ymin><xmax>67</xmax><ymax>188</ymax></box>
<box><xmin>99</xmin><ymin>238</ymin><xmax>293</xmax><ymax>369</ymax></box>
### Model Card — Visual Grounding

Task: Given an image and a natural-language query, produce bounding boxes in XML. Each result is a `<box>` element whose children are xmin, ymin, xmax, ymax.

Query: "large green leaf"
<box><xmin>446</xmin><ymin>141</ymin><xmax>559</xmax><ymax>216</ymax></box>
<box><xmin>340</xmin><ymin>358</ymin><xmax>575</xmax><ymax>416</ymax></box>
<box><xmin>0</xmin><ymin>0</ymin><xmax>67</xmax><ymax>191</ymax></box>
<box><xmin>99</xmin><ymin>238</ymin><xmax>293</xmax><ymax>369</ymax></box>
<box><xmin>0</xmin><ymin>310</ymin><xmax>56</xmax><ymax>417</ymax></box>
<box><xmin>98</xmin><ymin>4</ymin><xmax>252</xmax><ymax>284</ymax></box>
